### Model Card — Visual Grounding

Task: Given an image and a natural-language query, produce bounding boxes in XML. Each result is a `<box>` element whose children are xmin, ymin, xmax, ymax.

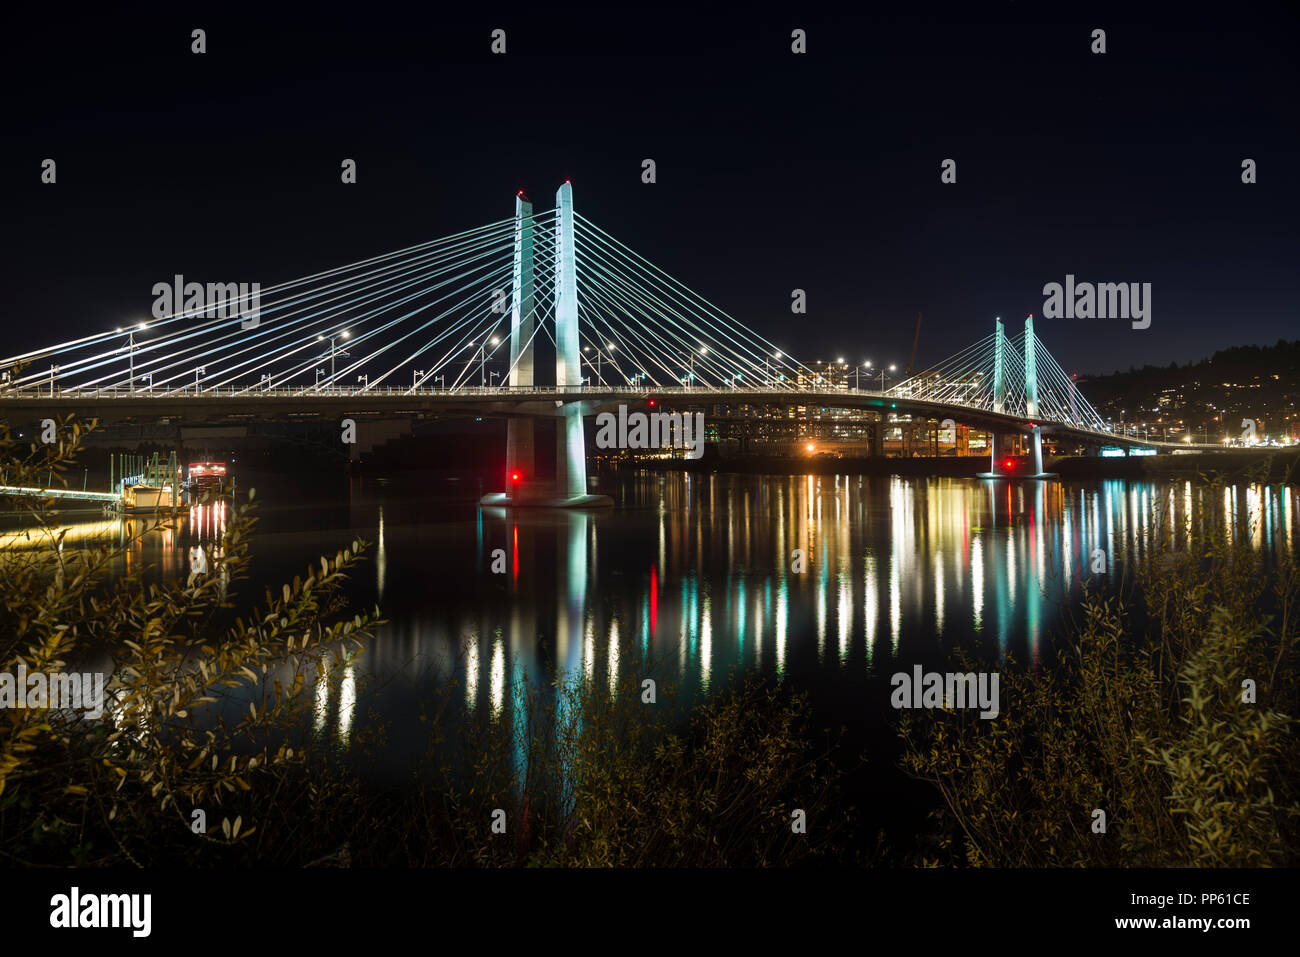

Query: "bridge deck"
<box><xmin>0</xmin><ymin>385</ymin><xmax>1229</xmax><ymax>450</ymax></box>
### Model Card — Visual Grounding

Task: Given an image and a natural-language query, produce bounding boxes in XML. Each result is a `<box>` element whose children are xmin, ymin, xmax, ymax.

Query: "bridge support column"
<box><xmin>993</xmin><ymin>318</ymin><xmax>1007</xmax><ymax>415</ymax></box>
<box><xmin>1024</xmin><ymin>314</ymin><xmax>1039</xmax><ymax>419</ymax></box>
<box><xmin>1029</xmin><ymin>425</ymin><xmax>1056</xmax><ymax>479</ymax></box>
<box><xmin>552</xmin><ymin>182</ymin><xmax>607</xmax><ymax>505</ymax></box>
<box><xmin>506</xmin><ymin>193</ymin><xmax>536</xmax><ymax>498</ymax></box>
<box><xmin>977</xmin><ymin>431</ymin><xmax>1008</xmax><ymax>479</ymax></box>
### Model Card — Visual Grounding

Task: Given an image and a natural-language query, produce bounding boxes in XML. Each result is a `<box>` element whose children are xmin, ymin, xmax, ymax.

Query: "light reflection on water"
<box><xmin>17</xmin><ymin>472</ymin><xmax>1298</xmax><ymax>775</ymax></box>
<box><xmin>286</xmin><ymin>473</ymin><xmax>1298</xmax><ymax>770</ymax></box>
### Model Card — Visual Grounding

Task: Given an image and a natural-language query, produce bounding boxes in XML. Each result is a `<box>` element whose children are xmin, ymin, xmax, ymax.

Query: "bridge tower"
<box><xmin>1023</xmin><ymin>314</ymin><xmax>1039</xmax><ymax>418</ymax></box>
<box><xmin>505</xmin><ymin>192</ymin><xmax>536</xmax><ymax>493</ymax></box>
<box><xmin>979</xmin><ymin>314</ymin><xmax>1055</xmax><ymax>480</ymax></box>
<box><xmin>1023</xmin><ymin>314</ymin><xmax>1053</xmax><ymax>477</ymax></box>
<box><xmin>553</xmin><ymin>181</ymin><xmax>589</xmax><ymax>501</ymax></box>
<box><xmin>483</xmin><ymin>182</ymin><xmax>612</xmax><ymax>508</ymax></box>
<box><xmin>992</xmin><ymin>317</ymin><xmax>1007</xmax><ymax>415</ymax></box>
<box><xmin>986</xmin><ymin>317</ymin><xmax>1007</xmax><ymax>474</ymax></box>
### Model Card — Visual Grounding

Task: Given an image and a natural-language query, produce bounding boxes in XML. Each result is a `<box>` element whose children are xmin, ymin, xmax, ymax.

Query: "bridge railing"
<box><xmin>1</xmin><ymin>383</ymin><xmax>843</xmax><ymax>399</ymax></box>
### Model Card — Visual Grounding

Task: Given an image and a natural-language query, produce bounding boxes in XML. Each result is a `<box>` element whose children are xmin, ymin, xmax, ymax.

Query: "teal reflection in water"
<box><xmin>75</xmin><ymin>471</ymin><xmax>1297</xmax><ymax>779</ymax></box>
<box><xmin>426</xmin><ymin>475</ymin><xmax>1298</xmax><ymax>718</ymax></box>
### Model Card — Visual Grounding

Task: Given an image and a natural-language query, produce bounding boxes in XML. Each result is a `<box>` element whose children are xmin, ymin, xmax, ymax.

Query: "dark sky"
<box><xmin>3</xmin><ymin>1</ymin><xmax>1297</xmax><ymax>377</ymax></box>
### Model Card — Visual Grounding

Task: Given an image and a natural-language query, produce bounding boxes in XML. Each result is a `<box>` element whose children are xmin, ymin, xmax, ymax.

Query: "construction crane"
<box><xmin>906</xmin><ymin>312</ymin><xmax>922</xmax><ymax>376</ymax></box>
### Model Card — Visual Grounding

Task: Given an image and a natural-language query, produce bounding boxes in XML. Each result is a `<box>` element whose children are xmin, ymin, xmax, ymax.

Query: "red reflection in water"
<box><xmin>650</xmin><ymin>564</ymin><xmax>658</xmax><ymax>634</ymax></box>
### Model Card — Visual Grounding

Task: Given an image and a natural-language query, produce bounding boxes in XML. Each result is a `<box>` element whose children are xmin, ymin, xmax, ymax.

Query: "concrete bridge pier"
<box><xmin>1028</xmin><ymin>425</ymin><xmax>1056</xmax><ymax>479</ymax></box>
<box><xmin>984</xmin><ymin>431</ymin><xmax>1000</xmax><ymax>477</ymax></box>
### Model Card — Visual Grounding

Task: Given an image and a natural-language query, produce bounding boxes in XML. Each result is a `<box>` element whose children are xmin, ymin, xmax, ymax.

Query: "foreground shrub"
<box><xmin>0</xmin><ymin>419</ymin><xmax>853</xmax><ymax>866</ymax></box>
<box><xmin>900</xmin><ymin>471</ymin><xmax>1300</xmax><ymax>866</ymax></box>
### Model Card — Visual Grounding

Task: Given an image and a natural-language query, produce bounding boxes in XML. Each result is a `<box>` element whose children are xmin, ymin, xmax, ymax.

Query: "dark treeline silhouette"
<box><xmin>1079</xmin><ymin>339</ymin><xmax>1300</xmax><ymax>429</ymax></box>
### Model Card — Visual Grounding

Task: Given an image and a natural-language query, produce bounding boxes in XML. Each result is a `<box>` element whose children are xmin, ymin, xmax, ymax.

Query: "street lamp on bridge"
<box><xmin>117</xmin><ymin>322</ymin><xmax>148</xmax><ymax>393</ymax></box>
<box><xmin>194</xmin><ymin>366</ymin><xmax>206</xmax><ymax>393</ymax></box>
<box><xmin>468</xmin><ymin>337</ymin><xmax>500</xmax><ymax>387</ymax></box>
<box><xmin>763</xmin><ymin>350</ymin><xmax>784</xmax><ymax>386</ymax></box>
<box><xmin>357</xmin><ymin>374</ymin><xmax>369</xmax><ymax>390</ymax></box>
<box><xmin>316</xmin><ymin>329</ymin><xmax>350</xmax><ymax>383</ymax></box>
<box><xmin>864</xmin><ymin>361</ymin><xmax>897</xmax><ymax>393</ymax></box>
<box><xmin>583</xmin><ymin>342</ymin><xmax>618</xmax><ymax>385</ymax></box>
<box><xmin>688</xmin><ymin>346</ymin><xmax>707</xmax><ymax>388</ymax></box>
<box><xmin>414</xmin><ymin>369</ymin><xmax>425</xmax><ymax>390</ymax></box>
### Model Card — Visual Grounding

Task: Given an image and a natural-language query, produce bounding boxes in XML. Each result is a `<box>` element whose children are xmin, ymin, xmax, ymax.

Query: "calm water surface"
<box><xmin>29</xmin><ymin>469</ymin><xmax>1300</xmax><ymax>821</ymax></box>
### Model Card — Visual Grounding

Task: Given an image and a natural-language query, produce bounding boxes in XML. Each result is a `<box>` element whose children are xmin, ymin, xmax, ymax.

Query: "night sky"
<box><xmin>3</xmin><ymin>2</ymin><xmax>1297</xmax><ymax>377</ymax></box>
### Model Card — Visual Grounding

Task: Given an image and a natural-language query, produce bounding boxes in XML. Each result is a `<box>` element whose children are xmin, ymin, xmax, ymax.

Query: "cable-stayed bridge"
<box><xmin>0</xmin><ymin>183</ymin><xmax>1201</xmax><ymax>503</ymax></box>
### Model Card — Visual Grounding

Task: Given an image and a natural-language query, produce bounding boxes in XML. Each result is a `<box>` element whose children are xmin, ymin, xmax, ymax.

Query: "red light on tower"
<box><xmin>1005</xmin><ymin>459</ymin><xmax>1015</xmax><ymax>470</ymax></box>
<box><xmin>511</xmin><ymin>472</ymin><xmax>521</xmax><ymax>483</ymax></box>
<box><xmin>648</xmin><ymin>399</ymin><xmax>656</xmax><ymax>407</ymax></box>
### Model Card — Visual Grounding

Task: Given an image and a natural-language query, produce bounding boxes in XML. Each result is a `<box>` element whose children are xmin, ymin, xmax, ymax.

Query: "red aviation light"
<box><xmin>648</xmin><ymin>399</ymin><xmax>656</xmax><ymax>407</ymax></box>
<box><xmin>1005</xmin><ymin>459</ymin><xmax>1016</xmax><ymax>470</ymax></box>
<box><xmin>511</xmin><ymin>472</ymin><xmax>521</xmax><ymax>483</ymax></box>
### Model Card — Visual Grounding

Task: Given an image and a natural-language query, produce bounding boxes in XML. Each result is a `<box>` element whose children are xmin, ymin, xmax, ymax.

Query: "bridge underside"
<box><xmin>0</xmin><ymin>389</ymin><xmax>1182</xmax><ymax>452</ymax></box>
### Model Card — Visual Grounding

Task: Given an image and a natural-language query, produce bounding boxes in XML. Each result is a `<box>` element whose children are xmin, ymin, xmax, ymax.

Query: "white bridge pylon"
<box><xmin>891</xmin><ymin>314</ymin><xmax>1111</xmax><ymax>478</ymax></box>
<box><xmin>486</xmin><ymin>181</ymin><xmax>614</xmax><ymax>506</ymax></box>
<box><xmin>891</xmin><ymin>315</ymin><xmax>1107</xmax><ymax>433</ymax></box>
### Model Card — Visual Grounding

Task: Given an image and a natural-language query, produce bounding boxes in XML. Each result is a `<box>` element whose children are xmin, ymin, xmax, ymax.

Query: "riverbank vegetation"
<box><xmin>0</xmin><ymin>419</ymin><xmax>852</xmax><ymax>866</ymax></box>
<box><xmin>900</xmin><ymin>465</ymin><xmax>1300</xmax><ymax>866</ymax></box>
<box><xmin>4</xmin><ymin>419</ymin><xmax>1295</xmax><ymax>867</ymax></box>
